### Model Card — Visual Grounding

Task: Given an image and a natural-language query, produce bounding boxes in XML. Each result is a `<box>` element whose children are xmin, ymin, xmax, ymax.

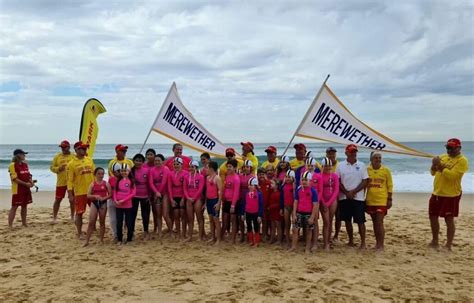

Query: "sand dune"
<box><xmin>0</xmin><ymin>191</ymin><xmax>473</xmax><ymax>302</ymax></box>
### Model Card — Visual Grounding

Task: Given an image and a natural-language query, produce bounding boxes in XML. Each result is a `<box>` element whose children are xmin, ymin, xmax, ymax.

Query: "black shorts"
<box><xmin>339</xmin><ymin>199</ymin><xmax>365</xmax><ymax>224</ymax></box>
<box><xmin>172</xmin><ymin>197</ymin><xmax>185</xmax><ymax>210</ymax></box>
<box><xmin>222</xmin><ymin>201</ymin><xmax>232</xmax><ymax>214</ymax></box>
<box><xmin>92</xmin><ymin>200</ymin><xmax>107</xmax><ymax>210</ymax></box>
<box><xmin>235</xmin><ymin>201</ymin><xmax>245</xmax><ymax>216</ymax></box>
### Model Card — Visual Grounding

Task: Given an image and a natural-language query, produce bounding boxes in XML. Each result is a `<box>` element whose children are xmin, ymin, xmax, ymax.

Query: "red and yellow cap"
<box><xmin>115</xmin><ymin>144</ymin><xmax>128</xmax><ymax>152</ymax></box>
<box><xmin>345</xmin><ymin>144</ymin><xmax>358</xmax><ymax>153</ymax></box>
<box><xmin>446</xmin><ymin>138</ymin><xmax>461</xmax><ymax>148</ymax></box>
<box><xmin>59</xmin><ymin>140</ymin><xmax>70</xmax><ymax>148</ymax></box>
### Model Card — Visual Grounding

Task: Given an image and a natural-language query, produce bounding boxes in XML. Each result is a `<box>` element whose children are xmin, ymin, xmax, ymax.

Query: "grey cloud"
<box><xmin>0</xmin><ymin>0</ymin><xmax>472</xmax><ymax>143</ymax></box>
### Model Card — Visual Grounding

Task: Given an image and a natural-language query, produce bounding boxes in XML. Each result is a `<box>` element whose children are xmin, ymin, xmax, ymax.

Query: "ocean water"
<box><xmin>0</xmin><ymin>142</ymin><xmax>472</xmax><ymax>193</ymax></box>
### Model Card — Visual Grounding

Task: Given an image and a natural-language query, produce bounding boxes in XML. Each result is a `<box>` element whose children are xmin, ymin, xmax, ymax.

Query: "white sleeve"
<box><xmin>335</xmin><ymin>164</ymin><xmax>341</xmax><ymax>177</ymax></box>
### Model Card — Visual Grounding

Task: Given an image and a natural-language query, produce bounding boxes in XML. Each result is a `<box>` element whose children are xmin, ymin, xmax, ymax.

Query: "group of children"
<box><xmin>79</xmin><ymin>148</ymin><xmax>344</xmax><ymax>253</ymax></box>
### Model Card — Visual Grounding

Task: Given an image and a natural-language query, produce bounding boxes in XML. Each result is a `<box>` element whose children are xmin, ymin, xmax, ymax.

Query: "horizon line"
<box><xmin>1</xmin><ymin>140</ymin><xmax>472</xmax><ymax>145</ymax></box>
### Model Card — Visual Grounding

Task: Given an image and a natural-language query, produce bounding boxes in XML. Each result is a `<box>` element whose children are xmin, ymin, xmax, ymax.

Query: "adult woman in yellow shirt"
<box><xmin>366</xmin><ymin>152</ymin><xmax>393</xmax><ymax>251</ymax></box>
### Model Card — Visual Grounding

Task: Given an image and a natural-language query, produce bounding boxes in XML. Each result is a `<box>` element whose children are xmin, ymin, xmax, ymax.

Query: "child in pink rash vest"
<box><xmin>107</xmin><ymin>162</ymin><xmax>121</xmax><ymax>242</ymax></box>
<box><xmin>305</xmin><ymin>157</ymin><xmax>322</xmax><ymax>249</ymax></box>
<box><xmin>238</xmin><ymin>160</ymin><xmax>254</xmax><ymax>243</ymax></box>
<box><xmin>164</xmin><ymin>155</ymin><xmax>192</xmax><ymax>171</ymax></box>
<box><xmin>205</xmin><ymin>161</ymin><xmax>222</xmax><ymax>245</ymax></box>
<box><xmin>167</xmin><ymin>157</ymin><xmax>189</xmax><ymax>239</ymax></box>
<box><xmin>149</xmin><ymin>159</ymin><xmax>170</xmax><ymax>201</ymax></box>
<box><xmin>319</xmin><ymin>157</ymin><xmax>340</xmax><ymax>250</ymax></box>
<box><xmin>148</xmin><ymin>154</ymin><xmax>171</xmax><ymax>237</ymax></box>
<box><xmin>289</xmin><ymin>171</ymin><xmax>319</xmax><ymax>253</ymax></box>
<box><xmin>276</xmin><ymin>155</ymin><xmax>291</xmax><ymax>184</ymax></box>
<box><xmin>244</xmin><ymin>177</ymin><xmax>263</xmax><ymax>247</ymax></box>
<box><xmin>279</xmin><ymin>170</ymin><xmax>295</xmax><ymax>247</ymax></box>
<box><xmin>113</xmin><ymin>163</ymin><xmax>136</xmax><ymax>244</ymax></box>
<box><xmin>131</xmin><ymin>153</ymin><xmax>152</xmax><ymax>240</ymax></box>
<box><xmin>184</xmin><ymin>160</ymin><xmax>205</xmax><ymax>241</ymax></box>
<box><xmin>220</xmin><ymin>159</ymin><xmax>240</xmax><ymax>244</ymax></box>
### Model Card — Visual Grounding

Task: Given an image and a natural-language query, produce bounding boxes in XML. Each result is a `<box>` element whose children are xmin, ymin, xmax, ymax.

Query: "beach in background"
<box><xmin>0</xmin><ymin>190</ymin><xmax>473</xmax><ymax>301</ymax></box>
<box><xmin>1</xmin><ymin>142</ymin><xmax>473</xmax><ymax>193</ymax></box>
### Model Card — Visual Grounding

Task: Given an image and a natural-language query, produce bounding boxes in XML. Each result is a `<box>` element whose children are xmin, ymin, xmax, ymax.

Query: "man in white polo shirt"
<box><xmin>336</xmin><ymin>144</ymin><xmax>369</xmax><ymax>249</ymax></box>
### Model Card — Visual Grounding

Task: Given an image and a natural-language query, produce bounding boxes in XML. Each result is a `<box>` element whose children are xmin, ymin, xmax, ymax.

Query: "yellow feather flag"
<box><xmin>79</xmin><ymin>98</ymin><xmax>106</xmax><ymax>158</ymax></box>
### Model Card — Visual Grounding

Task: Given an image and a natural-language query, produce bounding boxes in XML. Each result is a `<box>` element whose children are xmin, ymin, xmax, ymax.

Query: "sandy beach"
<box><xmin>0</xmin><ymin>190</ymin><xmax>473</xmax><ymax>302</ymax></box>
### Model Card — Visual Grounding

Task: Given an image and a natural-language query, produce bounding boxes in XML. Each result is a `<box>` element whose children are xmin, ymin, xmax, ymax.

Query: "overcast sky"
<box><xmin>0</xmin><ymin>0</ymin><xmax>472</xmax><ymax>144</ymax></box>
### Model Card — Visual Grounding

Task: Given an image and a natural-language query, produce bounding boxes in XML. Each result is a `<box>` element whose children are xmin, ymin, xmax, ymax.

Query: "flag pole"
<box><xmin>139</xmin><ymin>83</ymin><xmax>176</xmax><ymax>154</ymax></box>
<box><xmin>281</xmin><ymin>74</ymin><xmax>330</xmax><ymax>157</ymax></box>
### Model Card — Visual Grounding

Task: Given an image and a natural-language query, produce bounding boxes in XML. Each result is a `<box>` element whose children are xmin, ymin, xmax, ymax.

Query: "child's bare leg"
<box><xmin>208</xmin><ymin>215</ymin><xmax>215</xmax><ymax>242</ymax></box>
<box><xmin>214</xmin><ymin>216</ymin><xmax>221</xmax><ymax>245</ymax></box>
<box><xmin>444</xmin><ymin>216</ymin><xmax>455</xmax><ymax>251</ymax></box>
<box><xmin>180</xmin><ymin>207</ymin><xmax>187</xmax><ymax>239</ymax></box>
<box><xmin>269</xmin><ymin>221</ymin><xmax>276</xmax><ymax>243</ymax></box>
<box><xmin>99</xmin><ymin>207</ymin><xmax>107</xmax><ymax>243</ymax></box>
<box><xmin>163</xmin><ymin>196</ymin><xmax>173</xmax><ymax>233</ymax></box>
<box><xmin>195</xmin><ymin>200</ymin><xmax>205</xmax><ymax>240</ymax></box>
<box><xmin>84</xmin><ymin>207</ymin><xmax>98</xmax><ymax>246</ymax></box>
<box><xmin>323</xmin><ymin>211</ymin><xmax>330</xmax><ymax>249</ymax></box>
<box><xmin>156</xmin><ymin>202</ymin><xmax>163</xmax><ymax>237</ymax></box>
<box><xmin>150</xmin><ymin>201</ymin><xmax>158</xmax><ymax>233</ymax></box>
<box><xmin>173</xmin><ymin>209</ymin><xmax>180</xmax><ymax>239</ymax></box>
<box><xmin>221</xmin><ymin>213</ymin><xmax>229</xmax><ymax>240</ymax></box>
<box><xmin>239</xmin><ymin>216</ymin><xmax>245</xmax><ymax>243</ymax></box>
<box><xmin>8</xmin><ymin>205</ymin><xmax>19</xmax><ymax>228</ymax></box>
<box><xmin>186</xmin><ymin>201</ymin><xmax>194</xmax><ymax>241</ymax></box>
<box><xmin>231</xmin><ymin>214</ymin><xmax>237</xmax><ymax>244</ymax></box>
<box><xmin>312</xmin><ymin>220</ymin><xmax>319</xmax><ymax>251</ymax></box>
<box><xmin>305</xmin><ymin>227</ymin><xmax>313</xmax><ymax>253</ymax></box>
<box><xmin>262</xmin><ymin>219</ymin><xmax>268</xmax><ymax>241</ymax></box>
<box><xmin>289</xmin><ymin>227</ymin><xmax>299</xmax><ymax>252</ymax></box>
<box><xmin>329</xmin><ymin>202</ymin><xmax>337</xmax><ymax>243</ymax></box>
<box><xmin>284</xmin><ymin>210</ymin><xmax>291</xmax><ymax>245</ymax></box>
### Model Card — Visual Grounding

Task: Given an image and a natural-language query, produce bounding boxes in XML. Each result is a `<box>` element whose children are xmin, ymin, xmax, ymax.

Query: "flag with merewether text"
<box><xmin>295</xmin><ymin>84</ymin><xmax>432</xmax><ymax>157</ymax></box>
<box><xmin>79</xmin><ymin>98</ymin><xmax>107</xmax><ymax>158</ymax></box>
<box><xmin>151</xmin><ymin>83</ymin><xmax>228</xmax><ymax>158</ymax></box>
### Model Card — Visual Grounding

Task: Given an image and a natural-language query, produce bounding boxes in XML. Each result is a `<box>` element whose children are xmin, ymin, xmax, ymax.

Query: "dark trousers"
<box><xmin>116</xmin><ymin>207</ymin><xmax>134</xmax><ymax>242</ymax></box>
<box><xmin>246</xmin><ymin>212</ymin><xmax>260</xmax><ymax>233</ymax></box>
<box><xmin>132</xmin><ymin>198</ymin><xmax>151</xmax><ymax>233</ymax></box>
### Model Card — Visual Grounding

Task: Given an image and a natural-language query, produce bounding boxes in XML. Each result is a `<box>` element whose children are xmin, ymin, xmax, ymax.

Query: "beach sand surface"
<box><xmin>0</xmin><ymin>190</ymin><xmax>473</xmax><ymax>302</ymax></box>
